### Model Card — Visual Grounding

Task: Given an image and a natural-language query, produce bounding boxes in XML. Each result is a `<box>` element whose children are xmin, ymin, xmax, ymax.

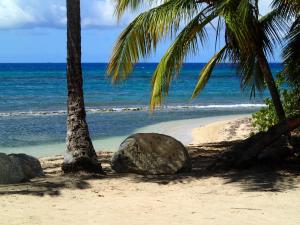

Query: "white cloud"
<box><xmin>0</xmin><ymin>0</ymin><xmax>133</xmax><ymax>29</ymax></box>
<box><xmin>81</xmin><ymin>0</ymin><xmax>132</xmax><ymax>28</ymax></box>
<box><xmin>0</xmin><ymin>0</ymin><xmax>36</xmax><ymax>29</ymax></box>
<box><xmin>0</xmin><ymin>0</ymin><xmax>66</xmax><ymax>29</ymax></box>
<box><xmin>0</xmin><ymin>0</ymin><xmax>274</xmax><ymax>29</ymax></box>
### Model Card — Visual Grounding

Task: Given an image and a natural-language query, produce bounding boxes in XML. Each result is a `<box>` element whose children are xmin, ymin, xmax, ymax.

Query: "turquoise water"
<box><xmin>0</xmin><ymin>63</ymin><xmax>283</xmax><ymax>154</ymax></box>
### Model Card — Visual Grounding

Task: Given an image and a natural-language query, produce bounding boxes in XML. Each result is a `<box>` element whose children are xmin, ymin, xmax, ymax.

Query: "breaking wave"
<box><xmin>0</xmin><ymin>104</ymin><xmax>266</xmax><ymax>117</ymax></box>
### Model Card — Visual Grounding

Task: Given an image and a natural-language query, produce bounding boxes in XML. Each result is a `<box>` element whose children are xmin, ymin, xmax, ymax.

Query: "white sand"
<box><xmin>1</xmin><ymin>115</ymin><xmax>300</xmax><ymax>225</ymax></box>
<box><xmin>191</xmin><ymin>117</ymin><xmax>257</xmax><ymax>145</ymax></box>
<box><xmin>135</xmin><ymin>114</ymin><xmax>250</xmax><ymax>145</ymax></box>
<box><xmin>1</xmin><ymin>172</ymin><xmax>300</xmax><ymax>225</ymax></box>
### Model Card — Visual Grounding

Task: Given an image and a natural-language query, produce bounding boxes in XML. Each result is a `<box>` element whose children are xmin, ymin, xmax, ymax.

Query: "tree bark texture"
<box><xmin>62</xmin><ymin>0</ymin><xmax>102</xmax><ymax>173</ymax></box>
<box><xmin>257</xmin><ymin>51</ymin><xmax>287</xmax><ymax>123</ymax></box>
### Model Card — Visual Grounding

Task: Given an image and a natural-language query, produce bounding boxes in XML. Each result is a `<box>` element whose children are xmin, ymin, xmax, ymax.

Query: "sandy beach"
<box><xmin>2</xmin><ymin>0</ymin><xmax>299</xmax><ymax>224</ymax></box>
<box><xmin>1</xmin><ymin>116</ymin><xmax>300</xmax><ymax>225</ymax></box>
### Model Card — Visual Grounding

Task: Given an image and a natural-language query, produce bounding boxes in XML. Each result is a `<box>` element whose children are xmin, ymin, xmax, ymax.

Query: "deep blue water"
<box><xmin>0</xmin><ymin>63</ymin><xmax>283</xmax><ymax>149</ymax></box>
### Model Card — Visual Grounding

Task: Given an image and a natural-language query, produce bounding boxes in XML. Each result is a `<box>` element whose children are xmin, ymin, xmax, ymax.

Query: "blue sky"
<box><xmin>0</xmin><ymin>0</ymin><xmax>280</xmax><ymax>63</ymax></box>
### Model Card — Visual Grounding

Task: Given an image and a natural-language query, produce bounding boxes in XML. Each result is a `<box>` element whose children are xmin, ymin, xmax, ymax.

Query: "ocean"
<box><xmin>0</xmin><ymin>63</ymin><xmax>282</xmax><ymax>156</ymax></box>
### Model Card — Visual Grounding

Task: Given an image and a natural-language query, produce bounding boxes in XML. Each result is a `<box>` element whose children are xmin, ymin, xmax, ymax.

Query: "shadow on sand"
<box><xmin>132</xmin><ymin>142</ymin><xmax>300</xmax><ymax>192</ymax></box>
<box><xmin>0</xmin><ymin>141</ymin><xmax>299</xmax><ymax>197</ymax></box>
<box><xmin>0</xmin><ymin>174</ymin><xmax>105</xmax><ymax>197</ymax></box>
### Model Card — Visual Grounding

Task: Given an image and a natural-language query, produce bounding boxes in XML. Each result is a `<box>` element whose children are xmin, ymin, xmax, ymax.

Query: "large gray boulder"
<box><xmin>111</xmin><ymin>133</ymin><xmax>192</xmax><ymax>175</ymax></box>
<box><xmin>0</xmin><ymin>153</ymin><xmax>44</xmax><ymax>184</ymax></box>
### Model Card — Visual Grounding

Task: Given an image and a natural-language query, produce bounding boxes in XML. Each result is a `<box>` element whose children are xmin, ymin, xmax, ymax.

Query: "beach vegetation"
<box><xmin>252</xmin><ymin>74</ymin><xmax>300</xmax><ymax>131</ymax></box>
<box><xmin>253</xmin><ymin>0</ymin><xmax>299</xmax><ymax>131</ymax></box>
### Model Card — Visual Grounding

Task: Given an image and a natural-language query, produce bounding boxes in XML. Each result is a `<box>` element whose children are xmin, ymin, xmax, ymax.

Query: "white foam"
<box><xmin>0</xmin><ymin>104</ymin><xmax>265</xmax><ymax>117</ymax></box>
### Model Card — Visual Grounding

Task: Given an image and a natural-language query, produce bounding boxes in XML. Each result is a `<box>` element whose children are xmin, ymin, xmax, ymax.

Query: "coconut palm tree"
<box><xmin>107</xmin><ymin>0</ymin><xmax>288</xmax><ymax>123</ymax></box>
<box><xmin>62</xmin><ymin>0</ymin><xmax>103</xmax><ymax>173</ymax></box>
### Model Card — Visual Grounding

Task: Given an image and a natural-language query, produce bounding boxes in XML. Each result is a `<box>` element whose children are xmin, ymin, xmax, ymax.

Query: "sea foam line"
<box><xmin>0</xmin><ymin>104</ymin><xmax>266</xmax><ymax>117</ymax></box>
<box><xmin>166</xmin><ymin>103</ymin><xmax>266</xmax><ymax>109</ymax></box>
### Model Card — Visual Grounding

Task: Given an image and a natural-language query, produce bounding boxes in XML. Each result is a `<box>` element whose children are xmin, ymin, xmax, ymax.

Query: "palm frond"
<box><xmin>113</xmin><ymin>0</ymin><xmax>165</xmax><ymax>19</ymax></box>
<box><xmin>220</xmin><ymin>0</ymin><xmax>257</xmax><ymax>55</ymax></box>
<box><xmin>238</xmin><ymin>55</ymin><xmax>265</xmax><ymax>97</ymax></box>
<box><xmin>222</xmin><ymin>0</ymin><xmax>278</xmax><ymax>59</ymax></box>
<box><xmin>107</xmin><ymin>0</ymin><xmax>199</xmax><ymax>82</ymax></box>
<box><xmin>150</xmin><ymin>9</ymin><xmax>217</xmax><ymax>109</ymax></box>
<box><xmin>259</xmin><ymin>9</ymin><xmax>289</xmax><ymax>46</ymax></box>
<box><xmin>282</xmin><ymin>16</ymin><xmax>300</xmax><ymax>83</ymax></box>
<box><xmin>271</xmin><ymin>0</ymin><xmax>299</xmax><ymax>19</ymax></box>
<box><xmin>191</xmin><ymin>46</ymin><xmax>227</xmax><ymax>99</ymax></box>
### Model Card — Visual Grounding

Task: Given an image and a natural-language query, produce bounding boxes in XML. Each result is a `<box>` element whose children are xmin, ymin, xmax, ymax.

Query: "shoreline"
<box><xmin>0</xmin><ymin>114</ymin><xmax>251</xmax><ymax>157</ymax></box>
<box><xmin>2</xmin><ymin>114</ymin><xmax>300</xmax><ymax>225</ymax></box>
<box><xmin>2</xmin><ymin>115</ymin><xmax>300</xmax><ymax>225</ymax></box>
<box><xmin>191</xmin><ymin>116</ymin><xmax>256</xmax><ymax>145</ymax></box>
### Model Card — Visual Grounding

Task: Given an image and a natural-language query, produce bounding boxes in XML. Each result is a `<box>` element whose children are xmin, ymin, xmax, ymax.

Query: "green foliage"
<box><xmin>150</xmin><ymin>10</ymin><xmax>217</xmax><ymax>109</ymax></box>
<box><xmin>192</xmin><ymin>47</ymin><xmax>226</xmax><ymax>99</ymax></box>
<box><xmin>252</xmin><ymin>74</ymin><xmax>300</xmax><ymax>131</ymax></box>
<box><xmin>282</xmin><ymin>17</ymin><xmax>300</xmax><ymax>83</ymax></box>
<box><xmin>108</xmin><ymin>0</ymin><xmax>297</xmax><ymax>113</ymax></box>
<box><xmin>253</xmin><ymin>0</ymin><xmax>299</xmax><ymax>131</ymax></box>
<box><xmin>107</xmin><ymin>0</ymin><xmax>200</xmax><ymax>82</ymax></box>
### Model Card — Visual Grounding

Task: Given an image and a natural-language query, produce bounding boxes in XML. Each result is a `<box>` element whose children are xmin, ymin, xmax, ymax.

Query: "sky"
<box><xmin>0</xmin><ymin>0</ymin><xmax>280</xmax><ymax>63</ymax></box>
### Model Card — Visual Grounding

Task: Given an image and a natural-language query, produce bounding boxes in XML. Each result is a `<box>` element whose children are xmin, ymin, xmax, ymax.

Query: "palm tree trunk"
<box><xmin>62</xmin><ymin>0</ymin><xmax>103</xmax><ymax>173</ymax></box>
<box><xmin>209</xmin><ymin>116</ymin><xmax>300</xmax><ymax>170</ymax></box>
<box><xmin>257</xmin><ymin>51</ymin><xmax>287</xmax><ymax>123</ymax></box>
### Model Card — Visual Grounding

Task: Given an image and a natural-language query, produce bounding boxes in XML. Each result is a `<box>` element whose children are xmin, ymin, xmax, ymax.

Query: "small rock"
<box><xmin>0</xmin><ymin>153</ymin><xmax>44</xmax><ymax>184</ymax></box>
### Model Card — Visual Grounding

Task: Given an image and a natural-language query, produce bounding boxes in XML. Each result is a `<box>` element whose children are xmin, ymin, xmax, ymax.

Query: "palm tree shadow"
<box><xmin>1</xmin><ymin>141</ymin><xmax>299</xmax><ymax>196</ymax></box>
<box><xmin>0</xmin><ymin>173</ymin><xmax>105</xmax><ymax>197</ymax></box>
<box><xmin>129</xmin><ymin>142</ymin><xmax>300</xmax><ymax>192</ymax></box>
<box><xmin>129</xmin><ymin>167</ymin><xmax>300</xmax><ymax>192</ymax></box>
<box><xmin>221</xmin><ymin>169</ymin><xmax>300</xmax><ymax>192</ymax></box>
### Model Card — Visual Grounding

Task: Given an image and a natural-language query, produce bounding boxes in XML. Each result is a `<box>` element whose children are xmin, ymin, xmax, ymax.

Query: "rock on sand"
<box><xmin>0</xmin><ymin>153</ymin><xmax>44</xmax><ymax>184</ymax></box>
<box><xmin>111</xmin><ymin>133</ymin><xmax>192</xmax><ymax>175</ymax></box>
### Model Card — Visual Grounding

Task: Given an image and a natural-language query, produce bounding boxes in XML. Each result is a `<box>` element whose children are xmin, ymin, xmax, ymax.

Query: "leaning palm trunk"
<box><xmin>257</xmin><ymin>51</ymin><xmax>287</xmax><ymax>123</ymax></box>
<box><xmin>62</xmin><ymin>0</ymin><xmax>103</xmax><ymax>173</ymax></box>
<box><xmin>209</xmin><ymin>116</ymin><xmax>300</xmax><ymax>170</ymax></box>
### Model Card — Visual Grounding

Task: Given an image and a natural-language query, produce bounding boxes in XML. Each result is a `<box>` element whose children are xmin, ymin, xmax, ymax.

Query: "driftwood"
<box><xmin>210</xmin><ymin>117</ymin><xmax>300</xmax><ymax>170</ymax></box>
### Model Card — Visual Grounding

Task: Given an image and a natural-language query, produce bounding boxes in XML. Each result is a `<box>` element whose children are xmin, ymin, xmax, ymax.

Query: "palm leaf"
<box><xmin>113</xmin><ymin>0</ymin><xmax>169</xmax><ymax>19</ymax></box>
<box><xmin>282</xmin><ymin>16</ymin><xmax>300</xmax><ymax>83</ymax></box>
<box><xmin>271</xmin><ymin>0</ymin><xmax>299</xmax><ymax>19</ymax></box>
<box><xmin>107</xmin><ymin>0</ymin><xmax>199</xmax><ymax>82</ymax></box>
<box><xmin>259</xmin><ymin>9</ymin><xmax>289</xmax><ymax>47</ymax></box>
<box><xmin>150</xmin><ymin>9</ymin><xmax>217</xmax><ymax>109</ymax></box>
<box><xmin>239</xmin><ymin>55</ymin><xmax>266</xmax><ymax>97</ymax></box>
<box><xmin>191</xmin><ymin>46</ymin><xmax>227</xmax><ymax>99</ymax></box>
